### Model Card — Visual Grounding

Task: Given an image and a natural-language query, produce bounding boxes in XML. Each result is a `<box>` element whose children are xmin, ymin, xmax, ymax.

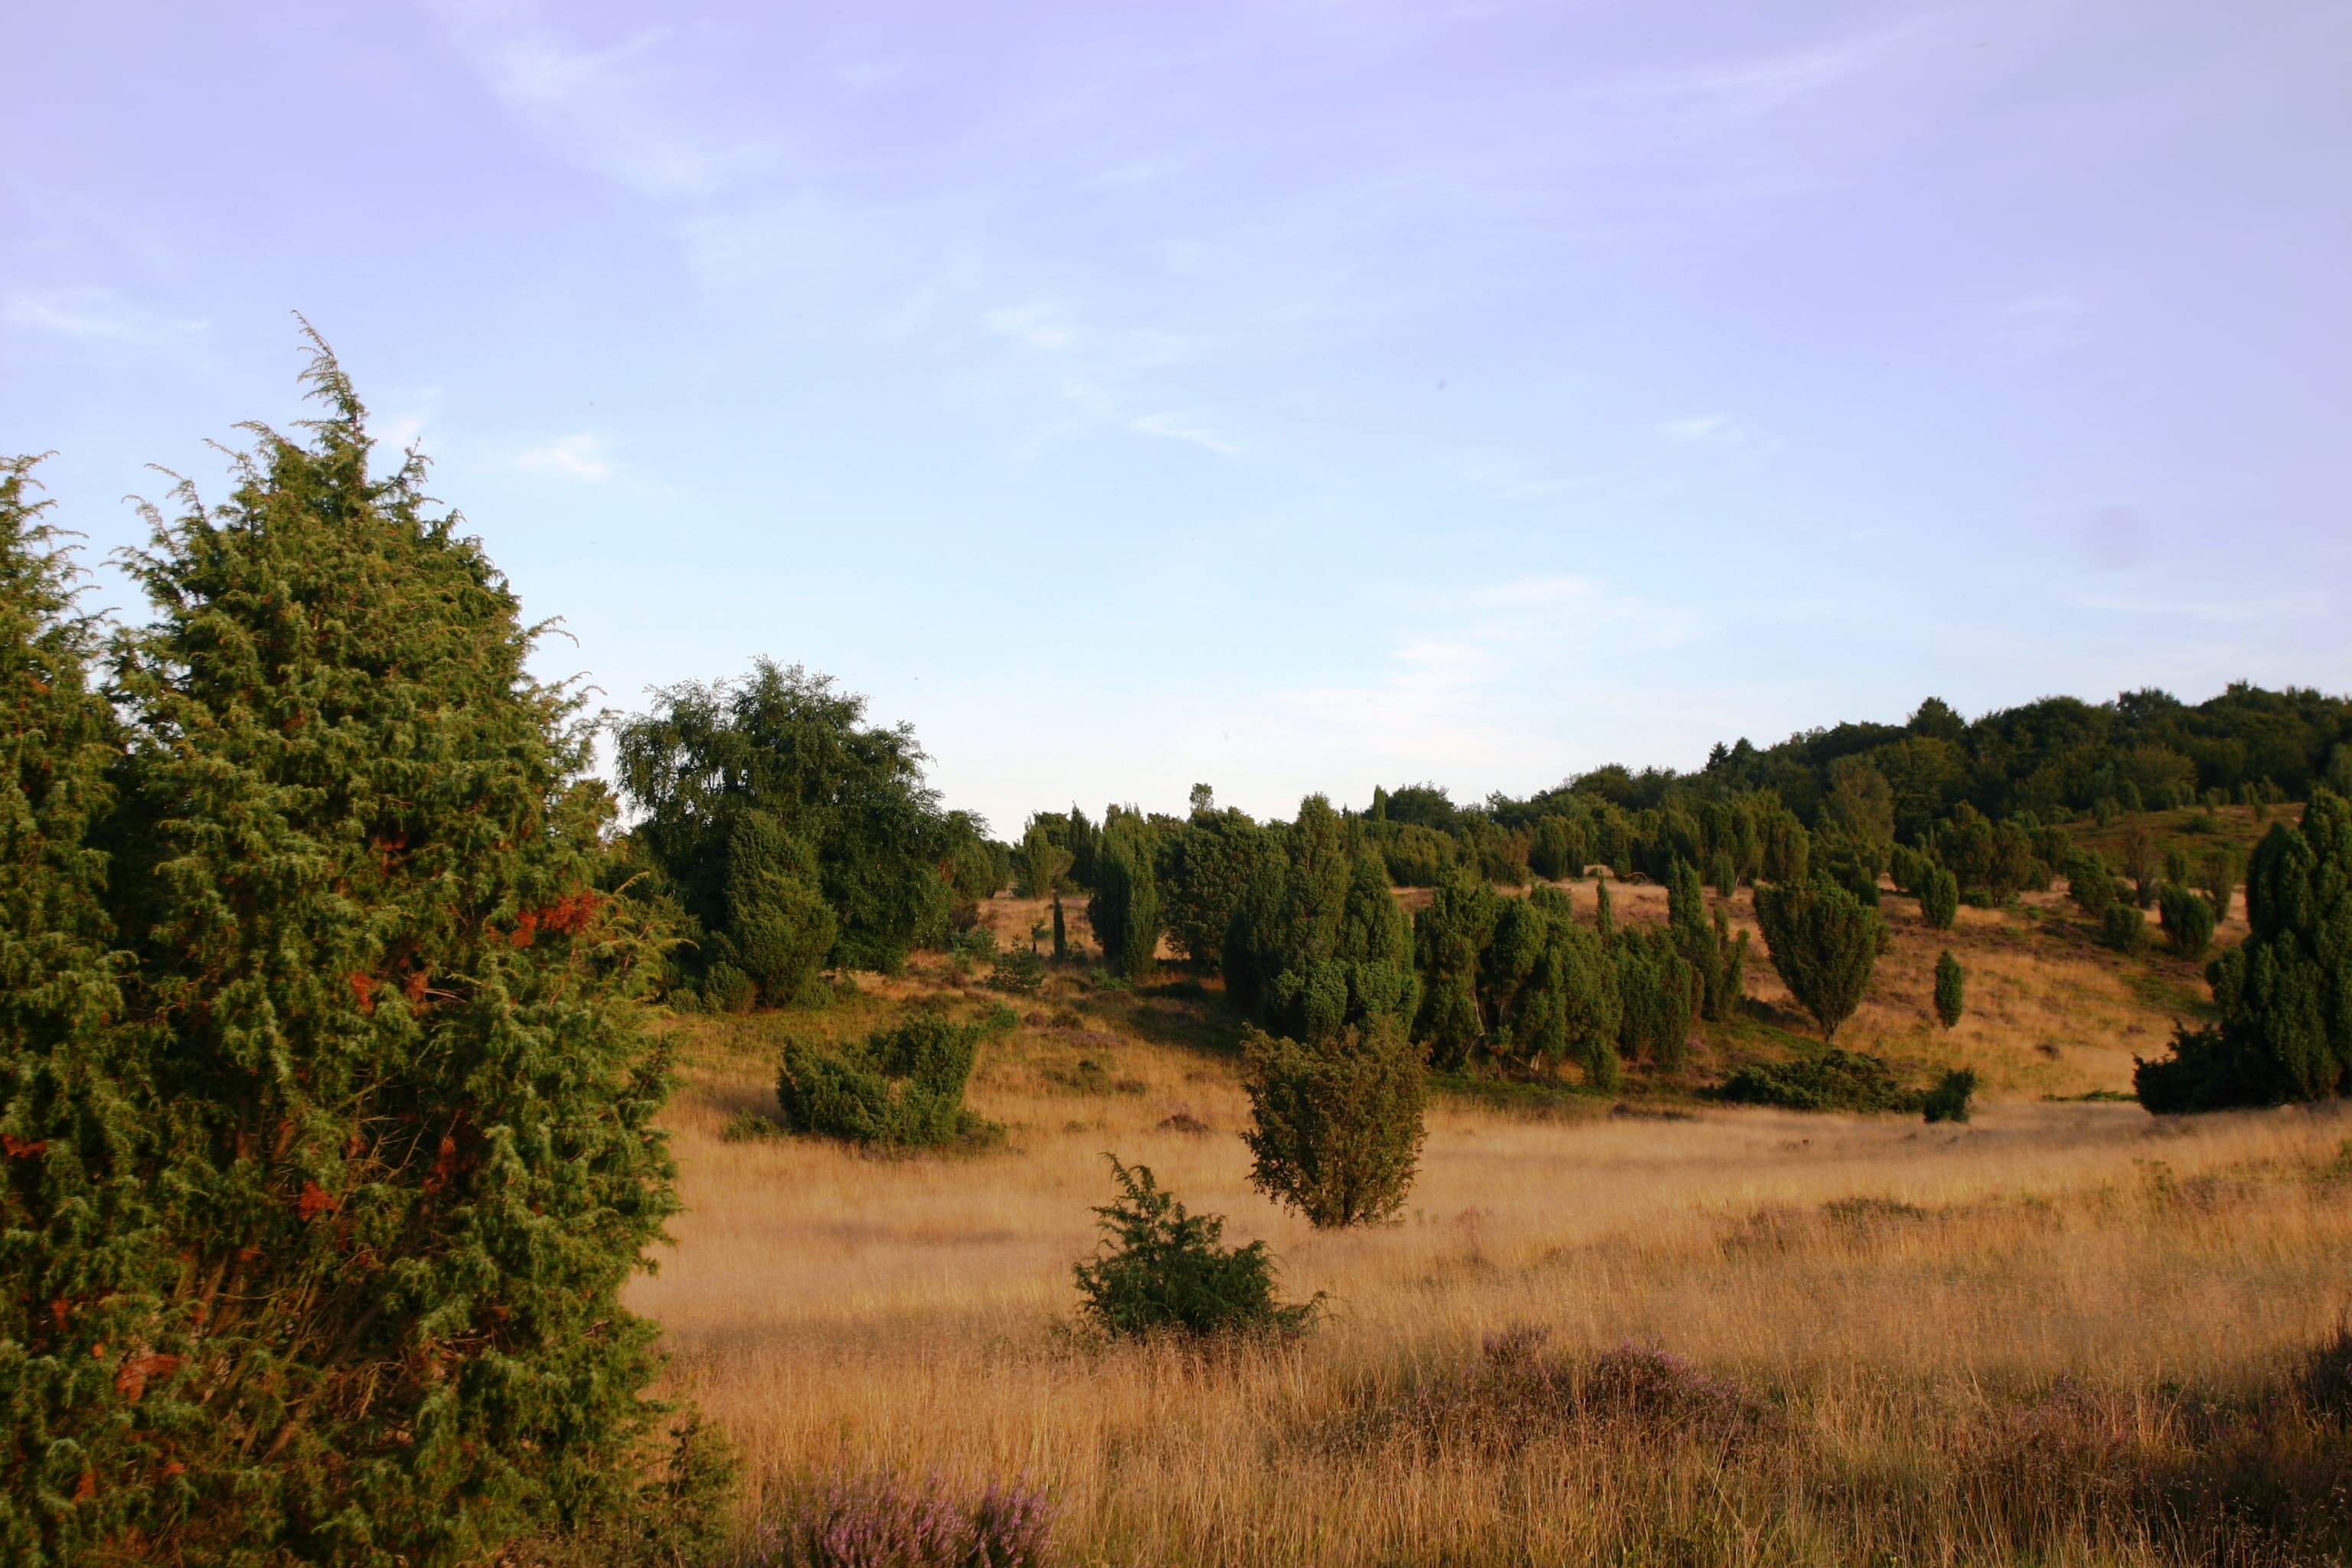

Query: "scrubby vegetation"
<box><xmin>1071</xmin><ymin>1158</ymin><xmax>1317</xmax><ymax>1338</ymax></box>
<box><xmin>1240</xmin><ymin>1020</ymin><xmax>1426</xmax><ymax>1227</ymax></box>
<box><xmin>774</xmin><ymin>1008</ymin><xmax>1004</xmax><ymax>1147</ymax></box>
<box><xmin>8</xmin><ymin>341</ymin><xmax>2352</xmax><ymax>1566</ymax></box>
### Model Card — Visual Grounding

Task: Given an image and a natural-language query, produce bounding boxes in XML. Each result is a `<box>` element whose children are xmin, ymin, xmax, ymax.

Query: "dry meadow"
<box><xmin>627</xmin><ymin>886</ymin><xmax>2352</xmax><ymax>1566</ymax></box>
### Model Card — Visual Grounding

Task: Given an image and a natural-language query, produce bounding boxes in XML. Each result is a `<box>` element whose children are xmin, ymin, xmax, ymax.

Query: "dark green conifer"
<box><xmin>1933</xmin><ymin>951</ymin><xmax>1965</xmax><ymax>1030</ymax></box>
<box><xmin>1410</xmin><ymin>867</ymin><xmax>1501</xmax><ymax>1068</ymax></box>
<box><xmin>1919</xmin><ymin>865</ymin><xmax>1960</xmax><ymax>931</ymax></box>
<box><xmin>0</xmin><ymin>456</ymin><xmax>169</xmax><ymax>1561</ymax></box>
<box><xmin>2139</xmin><ymin>793</ymin><xmax>2352</xmax><ymax>1109</ymax></box>
<box><xmin>106</xmin><ymin>343</ymin><xmax>680</xmax><ymax>1562</ymax></box>
<box><xmin>2158</xmin><ymin>883</ymin><xmax>2216</xmax><ymax>960</ymax></box>
<box><xmin>1753</xmin><ymin>875</ymin><xmax>1883</xmax><ymax>1041</ymax></box>
<box><xmin>1240</xmin><ymin>1018</ymin><xmax>1426</xmax><ymax>1228</ymax></box>
<box><xmin>1088</xmin><ymin>807</ymin><xmax>1161</xmax><ymax>980</ymax></box>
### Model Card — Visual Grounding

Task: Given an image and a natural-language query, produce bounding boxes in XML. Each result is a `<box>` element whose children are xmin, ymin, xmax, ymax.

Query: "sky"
<box><xmin>5</xmin><ymin>1</ymin><xmax>2348</xmax><ymax>835</ymax></box>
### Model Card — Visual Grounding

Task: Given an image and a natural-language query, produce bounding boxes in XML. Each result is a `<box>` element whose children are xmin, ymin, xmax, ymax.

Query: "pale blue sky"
<box><xmin>6</xmin><ymin>1</ymin><xmax>2347</xmax><ymax>832</ymax></box>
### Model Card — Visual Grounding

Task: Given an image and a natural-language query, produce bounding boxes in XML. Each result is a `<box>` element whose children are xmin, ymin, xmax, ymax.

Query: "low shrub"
<box><xmin>776</xmin><ymin>1009</ymin><xmax>1005</xmax><ymax>1146</ymax></box>
<box><xmin>1923</xmin><ymin>1067</ymin><xmax>1978</xmax><ymax>1123</ymax></box>
<box><xmin>2102</xmin><ymin>903</ymin><xmax>2148</xmax><ymax>953</ymax></box>
<box><xmin>987</xmin><ymin>945</ymin><xmax>1046</xmax><ymax>995</ymax></box>
<box><xmin>1717</xmin><ymin>1047</ymin><xmax>1924</xmax><ymax>1114</ymax></box>
<box><xmin>741</xmin><ymin>1471</ymin><xmax>1054</xmax><ymax>1568</ymax></box>
<box><xmin>2066</xmin><ymin>851</ymin><xmax>2117</xmax><ymax>917</ymax></box>
<box><xmin>1072</xmin><ymin>1158</ymin><xmax>1317</xmax><ymax>1338</ymax></box>
<box><xmin>704</xmin><ymin>960</ymin><xmax>757</xmax><ymax>1014</ymax></box>
<box><xmin>2158</xmin><ymin>882</ymin><xmax>2216</xmax><ymax>959</ymax></box>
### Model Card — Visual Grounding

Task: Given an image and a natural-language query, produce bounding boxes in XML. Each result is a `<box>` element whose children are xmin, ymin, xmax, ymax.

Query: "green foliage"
<box><xmin>96</xmin><ymin>345</ymin><xmax>681</xmax><ymax>1563</ymax></box>
<box><xmin>776</xmin><ymin>1009</ymin><xmax>1000</xmax><ymax>1146</ymax></box>
<box><xmin>0</xmin><ymin>455</ymin><xmax>165</xmax><ymax>1563</ymax></box>
<box><xmin>1668</xmin><ymin>858</ymin><xmax>1748</xmax><ymax>1021</ymax></box>
<box><xmin>1753</xmin><ymin>876</ymin><xmax>1884</xmax><ymax>1041</ymax></box>
<box><xmin>1615</xmin><ymin>926</ymin><xmax>1696</xmax><ymax>1071</ymax></box>
<box><xmin>1528</xmin><ymin>813</ymin><xmax>1586</xmax><ymax>880</ymax></box>
<box><xmin>2066</xmin><ymin>850</ymin><xmax>2118</xmax><ymax>917</ymax></box>
<box><xmin>1919</xmin><ymin>865</ymin><xmax>1960</xmax><ymax>931</ymax></box>
<box><xmin>2199</xmin><ymin>844</ymin><xmax>2241</xmax><ymax>924</ymax></box>
<box><xmin>1933</xmin><ymin>951</ymin><xmax>1965</xmax><ymax>1030</ymax></box>
<box><xmin>1156</xmin><ymin>805</ymin><xmax>1263</xmax><ymax>972</ymax></box>
<box><xmin>1072</xmin><ymin>1158</ymin><xmax>1315</xmax><ymax>1338</ymax></box>
<box><xmin>2103</xmin><ymin>903</ymin><xmax>2149</xmax><ymax>953</ymax></box>
<box><xmin>1821</xmin><ymin>755</ymin><xmax>1895</xmax><ymax>871</ymax></box>
<box><xmin>2163</xmin><ymin>848</ymin><xmax>2192</xmax><ymax>886</ymax></box>
<box><xmin>616</xmin><ymin>658</ymin><xmax>962</xmax><ymax>986</ymax></box>
<box><xmin>2159</xmin><ymin>883</ymin><xmax>2216</xmax><ymax>959</ymax></box>
<box><xmin>1922</xmin><ymin>1067</ymin><xmax>1978</xmax><ymax>1123</ymax></box>
<box><xmin>987</xmin><ymin>946</ymin><xmax>1046</xmax><ymax>995</ymax></box>
<box><xmin>1374</xmin><ymin>820</ymin><xmax>1458</xmax><ymax>887</ymax></box>
<box><xmin>1087</xmin><ymin>807</ymin><xmax>1162</xmax><ymax>981</ymax></box>
<box><xmin>1227</xmin><ymin>798</ymin><xmax>1417</xmax><ymax>1044</ymax></box>
<box><xmin>1933</xmin><ymin>803</ymin><xmax>2041</xmax><ymax>903</ymax></box>
<box><xmin>1013</xmin><ymin>815</ymin><xmax>1075</xmax><ymax>899</ymax></box>
<box><xmin>1240</xmin><ymin>1018</ymin><xmax>1426</xmax><ymax>1228</ymax></box>
<box><xmin>1051</xmin><ymin>896</ymin><xmax>1067</xmax><ymax>959</ymax></box>
<box><xmin>2138</xmin><ymin>792</ymin><xmax>2352</xmax><ymax>1110</ymax></box>
<box><xmin>1718</xmin><ymin>1047</ymin><xmax>1922</xmax><ymax>1113</ymax></box>
<box><xmin>1410</xmin><ymin>867</ymin><xmax>1501</xmax><ymax>1068</ymax></box>
<box><xmin>718</xmin><ymin>808</ymin><xmax>837</xmax><ymax>1004</ymax></box>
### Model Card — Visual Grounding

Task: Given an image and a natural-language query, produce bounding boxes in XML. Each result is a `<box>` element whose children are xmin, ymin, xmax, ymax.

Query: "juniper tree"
<box><xmin>2137</xmin><ymin>792</ymin><xmax>2352</xmax><ymax>1110</ymax></box>
<box><xmin>1156</xmin><ymin>806</ymin><xmax>1263</xmax><ymax>974</ymax></box>
<box><xmin>1226</xmin><ymin>798</ymin><xmax>1413</xmax><ymax>1041</ymax></box>
<box><xmin>1240</xmin><ymin>1018</ymin><xmax>1426</xmax><ymax>1228</ymax></box>
<box><xmin>2159</xmin><ymin>883</ymin><xmax>2216</xmax><ymax>960</ymax></box>
<box><xmin>1593</xmin><ymin>875</ymin><xmax>1614</xmax><ymax>940</ymax></box>
<box><xmin>1933</xmin><ymin>951</ymin><xmax>1965</xmax><ymax>1030</ymax></box>
<box><xmin>2066</xmin><ymin>850</ymin><xmax>2118</xmax><ymax>917</ymax></box>
<box><xmin>1087</xmin><ymin>808</ymin><xmax>1161</xmax><ymax>980</ymax></box>
<box><xmin>106</xmin><ymin>342</ymin><xmax>681</xmax><ymax>1563</ymax></box>
<box><xmin>1667</xmin><ymin>858</ymin><xmax>1746</xmax><ymax>1021</ymax></box>
<box><xmin>1919</xmin><ymin>865</ymin><xmax>1960</xmax><ymax>932</ymax></box>
<box><xmin>1410</xmin><ymin>866</ymin><xmax>1501</xmax><ymax>1068</ymax></box>
<box><xmin>2199</xmin><ymin>845</ymin><xmax>2240</xmax><ymax>924</ymax></box>
<box><xmin>1614</xmin><ymin>926</ymin><xmax>1696</xmax><ymax>1071</ymax></box>
<box><xmin>1753</xmin><ymin>875</ymin><xmax>1883</xmax><ymax>1041</ymax></box>
<box><xmin>0</xmin><ymin>456</ymin><xmax>170</xmax><ymax>1563</ymax></box>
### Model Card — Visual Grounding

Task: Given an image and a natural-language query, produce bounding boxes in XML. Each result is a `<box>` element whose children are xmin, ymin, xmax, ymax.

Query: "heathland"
<box><xmin>638</xmin><ymin>874</ymin><xmax>2352</xmax><ymax>1566</ymax></box>
<box><xmin>6</xmin><ymin>351</ymin><xmax>2350</xmax><ymax>1567</ymax></box>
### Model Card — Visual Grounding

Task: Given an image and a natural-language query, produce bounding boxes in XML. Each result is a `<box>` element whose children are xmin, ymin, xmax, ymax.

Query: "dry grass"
<box><xmin>629</xmin><ymin>895</ymin><xmax>2352</xmax><ymax>1566</ymax></box>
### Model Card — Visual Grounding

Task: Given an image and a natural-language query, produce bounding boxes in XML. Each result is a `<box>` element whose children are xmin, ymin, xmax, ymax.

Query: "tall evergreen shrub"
<box><xmin>105</xmin><ymin>346</ymin><xmax>680</xmax><ymax>1563</ymax></box>
<box><xmin>2137</xmin><ymin>791</ymin><xmax>2352</xmax><ymax>1109</ymax></box>
<box><xmin>0</xmin><ymin>456</ymin><xmax>166</xmax><ymax>1562</ymax></box>
<box><xmin>1240</xmin><ymin>1019</ymin><xmax>1426</xmax><ymax>1228</ymax></box>
<box><xmin>1087</xmin><ymin>808</ymin><xmax>1161</xmax><ymax>981</ymax></box>
<box><xmin>1753</xmin><ymin>876</ymin><xmax>1883</xmax><ymax>1041</ymax></box>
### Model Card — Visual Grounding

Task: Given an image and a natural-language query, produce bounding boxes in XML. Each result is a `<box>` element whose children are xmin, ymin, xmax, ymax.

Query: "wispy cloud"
<box><xmin>1129</xmin><ymin>413</ymin><xmax>1238</xmax><ymax>456</ymax></box>
<box><xmin>515</xmin><ymin>433</ymin><xmax>613</xmax><ymax>480</ymax></box>
<box><xmin>2</xmin><ymin>287</ymin><xmax>206</xmax><ymax>343</ymax></box>
<box><xmin>1274</xmin><ymin>572</ymin><xmax>1712</xmax><ymax>769</ymax></box>
<box><xmin>428</xmin><ymin>2</ymin><xmax>776</xmax><ymax>198</ymax></box>
<box><xmin>1653</xmin><ymin>413</ymin><xmax>1776</xmax><ymax>452</ymax></box>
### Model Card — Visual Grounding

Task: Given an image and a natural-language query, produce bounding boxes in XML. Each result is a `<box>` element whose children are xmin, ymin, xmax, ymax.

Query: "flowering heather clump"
<box><xmin>1584</xmin><ymin>1341</ymin><xmax>1775</xmax><ymax>1442</ymax></box>
<box><xmin>743</xmin><ymin>1472</ymin><xmax>1055</xmax><ymax>1568</ymax></box>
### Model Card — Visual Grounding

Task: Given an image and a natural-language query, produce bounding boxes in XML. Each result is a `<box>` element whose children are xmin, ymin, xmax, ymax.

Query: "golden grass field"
<box><xmin>627</xmin><ymin>875</ymin><xmax>2352</xmax><ymax>1566</ymax></box>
